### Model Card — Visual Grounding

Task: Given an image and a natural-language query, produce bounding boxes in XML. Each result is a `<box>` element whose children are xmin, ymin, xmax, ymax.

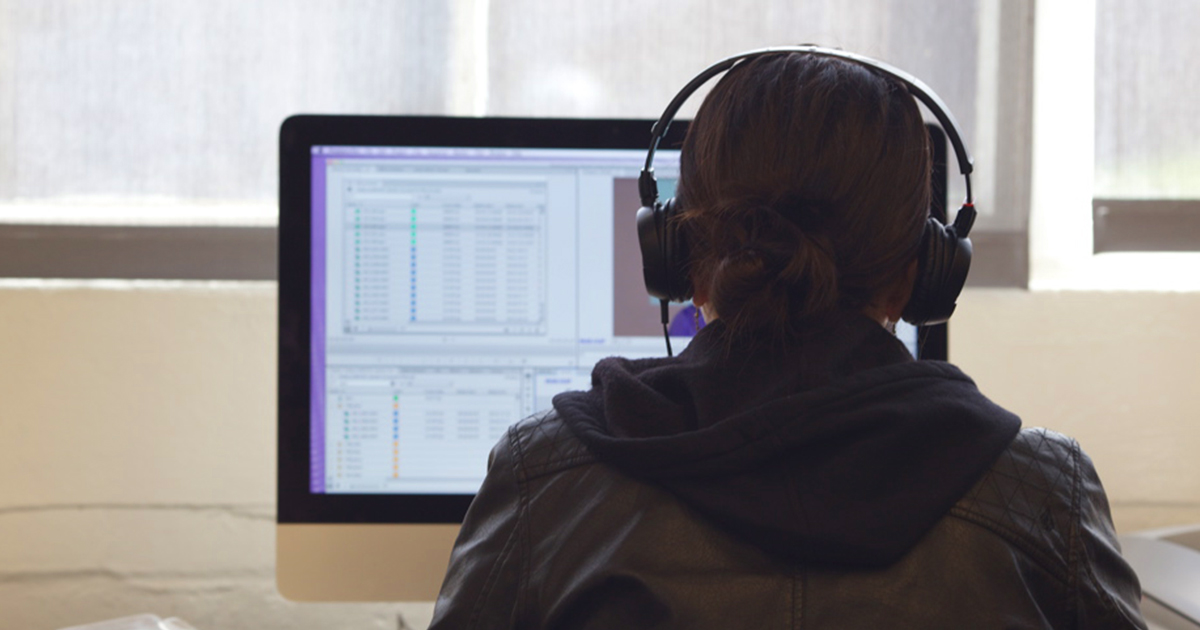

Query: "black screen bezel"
<box><xmin>277</xmin><ymin>115</ymin><xmax>948</xmax><ymax>524</ymax></box>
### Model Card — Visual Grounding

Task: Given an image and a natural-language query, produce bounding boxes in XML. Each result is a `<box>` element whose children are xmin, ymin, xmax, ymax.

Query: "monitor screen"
<box><xmin>276</xmin><ymin>116</ymin><xmax>948</xmax><ymax>600</ymax></box>
<box><xmin>309</xmin><ymin>142</ymin><xmax>694</xmax><ymax>495</ymax></box>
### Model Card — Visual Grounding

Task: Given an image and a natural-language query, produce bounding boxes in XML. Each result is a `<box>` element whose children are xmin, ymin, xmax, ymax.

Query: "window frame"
<box><xmin>1028</xmin><ymin>0</ymin><xmax>1200</xmax><ymax>291</ymax></box>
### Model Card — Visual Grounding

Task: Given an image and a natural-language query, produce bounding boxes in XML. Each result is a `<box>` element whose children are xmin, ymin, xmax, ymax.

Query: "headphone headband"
<box><xmin>636</xmin><ymin>46</ymin><xmax>979</xmax><ymax>355</ymax></box>
<box><xmin>639</xmin><ymin>45</ymin><xmax>975</xmax><ymax>208</ymax></box>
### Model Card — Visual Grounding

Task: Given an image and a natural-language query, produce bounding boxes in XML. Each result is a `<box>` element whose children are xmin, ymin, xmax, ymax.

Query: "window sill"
<box><xmin>0</xmin><ymin>200</ymin><xmax>277</xmax><ymax>227</ymax></box>
<box><xmin>1030</xmin><ymin>252</ymin><xmax>1200</xmax><ymax>292</ymax></box>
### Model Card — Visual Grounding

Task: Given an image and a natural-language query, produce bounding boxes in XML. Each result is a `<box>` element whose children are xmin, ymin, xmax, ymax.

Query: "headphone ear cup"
<box><xmin>662</xmin><ymin>198</ymin><xmax>693</xmax><ymax>301</ymax></box>
<box><xmin>636</xmin><ymin>197</ymin><xmax>693</xmax><ymax>302</ymax></box>
<box><xmin>636</xmin><ymin>202</ymin><xmax>669</xmax><ymax>300</ymax></box>
<box><xmin>902</xmin><ymin>216</ymin><xmax>973</xmax><ymax>326</ymax></box>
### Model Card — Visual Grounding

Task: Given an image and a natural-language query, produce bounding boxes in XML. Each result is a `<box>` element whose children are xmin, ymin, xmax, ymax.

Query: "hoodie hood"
<box><xmin>553</xmin><ymin>313</ymin><xmax>1021</xmax><ymax>567</ymax></box>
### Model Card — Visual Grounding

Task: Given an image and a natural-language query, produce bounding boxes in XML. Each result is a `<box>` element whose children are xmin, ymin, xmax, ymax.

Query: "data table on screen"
<box><xmin>339</xmin><ymin>177</ymin><xmax>548</xmax><ymax>336</ymax></box>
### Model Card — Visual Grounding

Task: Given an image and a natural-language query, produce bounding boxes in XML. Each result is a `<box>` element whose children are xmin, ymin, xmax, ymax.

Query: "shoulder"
<box><xmin>949</xmin><ymin>428</ymin><xmax>1083</xmax><ymax>582</ymax></box>
<box><xmin>497</xmin><ymin>409</ymin><xmax>599</xmax><ymax>483</ymax></box>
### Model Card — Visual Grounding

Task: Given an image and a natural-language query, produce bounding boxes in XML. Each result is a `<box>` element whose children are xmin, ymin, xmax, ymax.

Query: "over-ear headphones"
<box><xmin>637</xmin><ymin>45</ymin><xmax>977</xmax><ymax>334</ymax></box>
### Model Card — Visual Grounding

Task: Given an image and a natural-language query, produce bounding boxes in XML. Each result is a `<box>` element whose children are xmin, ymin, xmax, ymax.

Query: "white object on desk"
<box><xmin>58</xmin><ymin>614</ymin><xmax>197</xmax><ymax>630</ymax></box>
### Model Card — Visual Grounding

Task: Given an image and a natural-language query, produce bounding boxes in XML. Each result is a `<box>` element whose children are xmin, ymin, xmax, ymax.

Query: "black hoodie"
<box><xmin>552</xmin><ymin>312</ymin><xmax>1021</xmax><ymax>567</ymax></box>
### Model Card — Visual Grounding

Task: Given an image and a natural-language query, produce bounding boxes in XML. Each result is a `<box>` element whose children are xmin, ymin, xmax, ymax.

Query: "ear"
<box><xmin>691</xmin><ymin>279</ymin><xmax>720</xmax><ymax>322</ymax></box>
<box><xmin>882</xmin><ymin>259</ymin><xmax>919</xmax><ymax>324</ymax></box>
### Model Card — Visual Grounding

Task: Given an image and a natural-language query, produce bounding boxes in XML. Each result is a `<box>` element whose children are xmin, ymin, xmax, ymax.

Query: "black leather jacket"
<box><xmin>430</xmin><ymin>318</ymin><xmax>1145</xmax><ymax>629</ymax></box>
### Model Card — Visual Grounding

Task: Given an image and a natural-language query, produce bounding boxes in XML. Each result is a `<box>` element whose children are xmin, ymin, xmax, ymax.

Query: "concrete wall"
<box><xmin>2</xmin><ymin>282</ymin><xmax>1199</xmax><ymax>629</ymax></box>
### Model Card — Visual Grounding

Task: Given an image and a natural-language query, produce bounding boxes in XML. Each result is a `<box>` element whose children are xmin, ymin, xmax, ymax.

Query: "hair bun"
<box><xmin>707</xmin><ymin>207</ymin><xmax>839</xmax><ymax>335</ymax></box>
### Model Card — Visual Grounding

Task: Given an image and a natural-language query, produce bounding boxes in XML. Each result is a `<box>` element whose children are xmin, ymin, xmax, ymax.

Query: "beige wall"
<box><xmin>0</xmin><ymin>282</ymin><xmax>433</xmax><ymax>630</ymax></box>
<box><xmin>952</xmin><ymin>289</ymin><xmax>1200</xmax><ymax>533</ymax></box>
<box><xmin>1</xmin><ymin>282</ymin><xmax>1198</xmax><ymax>629</ymax></box>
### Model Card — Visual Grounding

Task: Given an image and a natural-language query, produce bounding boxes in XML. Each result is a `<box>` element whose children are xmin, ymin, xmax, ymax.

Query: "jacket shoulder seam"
<box><xmin>463</xmin><ymin>427</ymin><xmax>530</xmax><ymax>627</ymax></box>
<box><xmin>947</xmin><ymin>428</ymin><xmax>1081</xmax><ymax>584</ymax></box>
<box><xmin>523</xmin><ymin>454</ymin><xmax>599</xmax><ymax>481</ymax></box>
<box><xmin>1066</xmin><ymin>434</ymin><xmax>1082</xmax><ymax>623</ymax></box>
<box><xmin>508</xmin><ymin>423</ymin><xmax>535</xmax><ymax>626</ymax></box>
<box><xmin>947</xmin><ymin>507</ymin><xmax>1070</xmax><ymax>586</ymax></box>
<box><xmin>509</xmin><ymin>411</ymin><xmax>599</xmax><ymax>481</ymax></box>
<box><xmin>1067</xmin><ymin>437</ymin><xmax>1145</xmax><ymax>626</ymax></box>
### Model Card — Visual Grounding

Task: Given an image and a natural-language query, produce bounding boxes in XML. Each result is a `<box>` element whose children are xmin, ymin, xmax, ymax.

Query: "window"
<box><xmin>0</xmin><ymin>0</ymin><xmax>1032</xmax><ymax>286</ymax></box>
<box><xmin>1029</xmin><ymin>0</ymin><xmax>1200</xmax><ymax>290</ymax></box>
<box><xmin>0</xmin><ymin>0</ymin><xmax>457</xmax><ymax>278</ymax></box>
<box><xmin>1093</xmin><ymin>0</ymin><xmax>1200</xmax><ymax>254</ymax></box>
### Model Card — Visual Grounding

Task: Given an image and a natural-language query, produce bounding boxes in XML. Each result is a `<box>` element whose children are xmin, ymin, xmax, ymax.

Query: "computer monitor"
<box><xmin>276</xmin><ymin>116</ymin><xmax>949</xmax><ymax>602</ymax></box>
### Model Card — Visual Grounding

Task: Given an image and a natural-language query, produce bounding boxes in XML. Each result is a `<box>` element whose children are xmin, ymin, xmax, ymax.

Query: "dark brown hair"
<box><xmin>677</xmin><ymin>52</ymin><xmax>931</xmax><ymax>340</ymax></box>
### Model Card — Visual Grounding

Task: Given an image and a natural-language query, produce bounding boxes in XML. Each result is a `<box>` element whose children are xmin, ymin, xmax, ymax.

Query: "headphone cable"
<box><xmin>660</xmin><ymin>299</ymin><xmax>674</xmax><ymax>357</ymax></box>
